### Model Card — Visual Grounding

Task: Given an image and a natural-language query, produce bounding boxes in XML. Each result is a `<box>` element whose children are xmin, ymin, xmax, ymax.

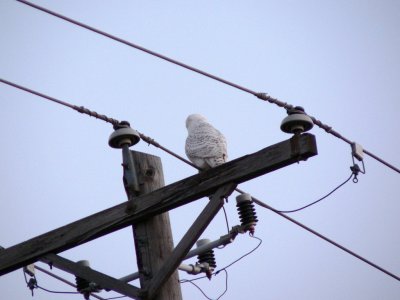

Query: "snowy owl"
<box><xmin>185</xmin><ymin>114</ymin><xmax>228</xmax><ymax>170</ymax></box>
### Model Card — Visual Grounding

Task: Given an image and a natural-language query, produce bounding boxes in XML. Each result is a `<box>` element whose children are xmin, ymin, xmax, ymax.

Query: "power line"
<box><xmin>15</xmin><ymin>0</ymin><xmax>254</xmax><ymax>96</ymax></box>
<box><xmin>36</xmin><ymin>285</ymin><xmax>80</xmax><ymax>295</ymax></box>
<box><xmin>34</xmin><ymin>265</ymin><xmax>107</xmax><ymax>300</ymax></box>
<box><xmin>0</xmin><ymin>78</ymin><xmax>119</xmax><ymax>126</ymax></box>
<box><xmin>180</xmin><ymin>236</ymin><xmax>262</xmax><ymax>299</ymax></box>
<box><xmin>247</xmin><ymin>191</ymin><xmax>400</xmax><ymax>282</ymax></box>
<box><xmin>23</xmin><ymin>270</ymin><xmax>80</xmax><ymax>297</ymax></box>
<box><xmin>34</xmin><ymin>265</ymin><xmax>127</xmax><ymax>300</ymax></box>
<box><xmin>181</xmin><ymin>270</ymin><xmax>228</xmax><ymax>300</ymax></box>
<box><xmin>276</xmin><ymin>171</ymin><xmax>354</xmax><ymax>213</ymax></box>
<box><xmin>216</xmin><ymin>236</ymin><xmax>262</xmax><ymax>273</ymax></box>
<box><xmin>138</xmin><ymin>131</ymin><xmax>200</xmax><ymax>169</ymax></box>
<box><xmin>2</xmin><ymin>78</ymin><xmax>399</xmax><ymax>283</ymax></box>
<box><xmin>14</xmin><ymin>0</ymin><xmax>400</xmax><ymax>174</ymax></box>
<box><xmin>0</xmin><ymin>77</ymin><xmax>201</xmax><ymax>169</ymax></box>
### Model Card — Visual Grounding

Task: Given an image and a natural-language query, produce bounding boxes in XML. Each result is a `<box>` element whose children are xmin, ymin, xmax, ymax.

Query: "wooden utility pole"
<box><xmin>130</xmin><ymin>151</ymin><xmax>182</xmax><ymax>300</ymax></box>
<box><xmin>0</xmin><ymin>133</ymin><xmax>318</xmax><ymax>300</ymax></box>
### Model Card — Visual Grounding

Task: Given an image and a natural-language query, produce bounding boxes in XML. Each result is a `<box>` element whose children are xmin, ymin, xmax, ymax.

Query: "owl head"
<box><xmin>186</xmin><ymin>114</ymin><xmax>208</xmax><ymax>130</ymax></box>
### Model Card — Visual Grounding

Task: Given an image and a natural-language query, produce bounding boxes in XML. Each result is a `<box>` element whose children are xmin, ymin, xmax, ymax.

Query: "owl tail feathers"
<box><xmin>205</xmin><ymin>156</ymin><xmax>227</xmax><ymax>168</ymax></box>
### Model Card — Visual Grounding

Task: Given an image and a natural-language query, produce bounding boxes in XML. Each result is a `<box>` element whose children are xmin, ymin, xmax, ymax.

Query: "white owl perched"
<box><xmin>185</xmin><ymin>114</ymin><xmax>228</xmax><ymax>170</ymax></box>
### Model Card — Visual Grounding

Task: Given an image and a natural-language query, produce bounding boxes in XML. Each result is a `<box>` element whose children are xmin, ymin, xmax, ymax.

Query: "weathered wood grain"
<box><xmin>130</xmin><ymin>151</ymin><xmax>182</xmax><ymax>299</ymax></box>
<box><xmin>0</xmin><ymin>134</ymin><xmax>317</xmax><ymax>276</ymax></box>
<box><xmin>43</xmin><ymin>254</ymin><xmax>142</xmax><ymax>299</ymax></box>
<box><xmin>145</xmin><ymin>183</ymin><xmax>237</xmax><ymax>300</ymax></box>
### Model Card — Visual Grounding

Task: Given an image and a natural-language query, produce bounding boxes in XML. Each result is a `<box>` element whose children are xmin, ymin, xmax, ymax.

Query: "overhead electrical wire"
<box><xmin>216</xmin><ymin>236</ymin><xmax>263</xmax><ymax>274</ymax></box>
<box><xmin>180</xmin><ymin>236</ymin><xmax>262</xmax><ymax>300</ymax></box>
<box><xmin>275</xmin><ymin>171</ymin><xmax>355</xmax><ymax>213</ymax></box>
<box><xmin>2</xmin><ymin>0</ymin><xmax>399</xmax><ymax>290</ymax></box>
<box><xmin>31</xmin><ymin>265</ymin><xmax>108</xmax><ymax>300</ymax></box>
<box><xmin>23</xmin><ymin>269</ymin><xmax>80</xmax><ymax>296</ymax></box>
<box><xmin>34</xmin><ymin>264</ymin><xmax>131</xmax><ymax>300</ymax></box>
<box><xmin>2</xmin><ymin>79</ymin><xmax>399</xmax><ymax>283</ymax></box>
<box><xmin>181</xmin><ymin>270</ymin><xmax>228</xmax><ymax>300</ymax></box>
<box><xmin>245</xmin><ymin>190</ymin><xmax>400</xmax><ymax>282</ymax></box>
<box><xmin>0</xmin><ymin>78</ymin><xmax>120</xmax><ymax>126</ymax></box>
<box><xmin>13</xmin><ymin>0</ymin><xmax>400</xmax><ymax>174</ymax></box>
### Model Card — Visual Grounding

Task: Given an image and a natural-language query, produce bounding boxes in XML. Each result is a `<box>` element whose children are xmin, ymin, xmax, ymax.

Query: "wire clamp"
<box><xmin>350</xmin><ymin>142</ymin><xmax>366</xmax><ymax>182</ymax></box>
<box><xmin>27</xmin><ymin>277</ymin><xmax>37</xmax><ymax>296</ymax></box>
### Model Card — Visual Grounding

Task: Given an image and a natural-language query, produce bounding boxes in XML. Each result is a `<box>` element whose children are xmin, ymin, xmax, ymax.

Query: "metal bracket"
<box><xmin>122</xmin><ymin>145</ymin><xmax>141</xmax><ymax>198</ymax></box>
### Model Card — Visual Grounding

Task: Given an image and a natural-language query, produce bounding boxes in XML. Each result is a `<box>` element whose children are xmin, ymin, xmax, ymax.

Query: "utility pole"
<box><xmin>130</xmin><ymin>150</ymin><xmax>182</xmax><ymax>300</ymax></box>
<box><xmin>0</xmin><ymin>127</ymin><xmax>318</xmax><ymax>300</ymax></box>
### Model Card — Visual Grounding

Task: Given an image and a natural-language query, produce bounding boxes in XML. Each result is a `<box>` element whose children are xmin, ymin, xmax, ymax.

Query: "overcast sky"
<box><xmin>1</xmin><ymin>1</ymin><xmax>399</xmax><ymax>299</ymax></box>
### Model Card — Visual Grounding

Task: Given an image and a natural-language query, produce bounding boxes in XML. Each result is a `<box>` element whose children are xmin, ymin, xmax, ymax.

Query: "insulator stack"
<box><xmin>236</xmin><ymin>193</ymin><xmax>258</xmax><ymax>235</ymax></box>
<box><xmin>196</xmin><ymin>239</ymin><xmax>216</xmax><ymax>280</ymax></box>
<box><xmin>75</xmin><ymin>260</ymin><xmax>92</xmax><ymax>300</ymax></box>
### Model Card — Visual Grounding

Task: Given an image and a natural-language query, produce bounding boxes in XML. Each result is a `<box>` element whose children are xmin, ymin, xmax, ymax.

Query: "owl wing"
<box><xmin>185</xmin><ymin>122</ymin><xmax>227</xmax><ymax>167</ymax></box>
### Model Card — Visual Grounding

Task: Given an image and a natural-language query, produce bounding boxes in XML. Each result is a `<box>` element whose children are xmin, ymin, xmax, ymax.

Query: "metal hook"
<box><xmin>350</xmin><ymin>164</ymin><xmax>361</xmax><ymax>183</ymax></box>
<box><xmin>350</xmin><ymin>143</ymin><xmax>366</xmax><ymax>184</ymax></box>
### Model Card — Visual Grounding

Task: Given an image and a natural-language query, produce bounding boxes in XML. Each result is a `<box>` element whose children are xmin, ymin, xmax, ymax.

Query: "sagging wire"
<box><xmin>23</xmin><ymin>264</ymin><xmax>108</xmax><ymax>300</ymax></box>
<box><xmin>216</xmin><ymin>235</ymin><xmax>262</xmax><ymax>273</ymax></box>
<box><xmin>250</xmin><ymin>195</ymin><xmax>400</xmax><ymax>282</ymax></box>
<box><xmin>13</xmin><ymin>0</ymin><xmax>400</xmax><ymax>174</ymax></box>
<box><xmin>36</xmin><ymin>285</ymin><xmax>81</xmax><ymax>295</ymax></box>
<box><xmin>23</xmin><ymin>269</ymin><xmax>80</xmax><ymax>297</ymax></box>
<box><xmin>270</xmin><ymin>142</ymin><xmax>366</xmax><ymax>213</ymax></box>
<box><xmin>180</xmin><ymin>270</ymin><xmax>228</xmax><ymax>300</ymax></box>
<box><xmin>276</xmin><ymin>171</ymin><xmax>354</xmax><ymax>213</ymax></box>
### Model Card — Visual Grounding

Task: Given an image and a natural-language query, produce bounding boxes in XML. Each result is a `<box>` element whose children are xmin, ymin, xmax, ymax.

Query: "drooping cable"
<box><xmin>180</xmin><ymin>235</ymin><xmax>261</xmax><ymax>299</ymax></box>
<box><xmin>246</xmin><ymin>191</ymin><xmax>400</xmax><ymax>282</ymax></box>
<box><xmin>35</xmin><ymin>265</ymin><xmax>77</xmax><ymax>289</ymax></box>
<box><xmin>34</xmin><ymin>265</ymin><xmax>107</xmax><ymax>300</ymax></box>
<box><xmin>276</xmin><ymin>172</ymin><xmax>354</xmax><ymax>213</ymax></box>
<box><xmin>14</xmin><ymin>0</ymin><xmax>400</xmax><ymax>174</ymax></box>
<box><xmin>23</xmin><ymin>269</ymin><xmax>81</xmax><ymax>296</ymax></box>
<box><xmin>179</xmin><ymin>270</ymin><xmax>228</xmax><ymax>300</ymax></box>
<box><xmin>216</xmin><ymin>236</ymin><xmax>262</xmax><ymax>273</ymax></box>
<box><xmin>181</xmin><ymin>269</ymin><xmax>228</xmax><ymax>300</ymax></box>
<box><xmin>182</xmin><ymin>235</ymin><xmax>262</xmax><ymax>283</ymax></box>
<box><xmin>36</xmin><ymin>285</ymin><xmax>80</xmax><ymax>295</ymax></box>
<box><xmin>26</xmin><ymin>264</ymin><xmax>127</xmax><ymax>299</ymax></box>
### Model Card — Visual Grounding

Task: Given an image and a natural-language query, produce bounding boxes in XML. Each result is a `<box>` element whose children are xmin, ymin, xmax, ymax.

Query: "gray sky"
<box><xmin>1</xmin><ymin>0</ymin><xmax>399</xmax><ymax>299</ymax></box>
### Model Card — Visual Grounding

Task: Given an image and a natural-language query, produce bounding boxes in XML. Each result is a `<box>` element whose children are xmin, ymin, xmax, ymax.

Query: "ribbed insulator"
<box><xmin>236</xmin><ymin>193</ymin><xmax>258</xmax><ymax>235</ymax></box>
<box><xmin>75</xmin><ymin>260</ymin><xmax>91</xmax><ymax>293</ymax></box>
<box><xmin>197</xmin><ymin>250</ymin><xmax>217</xmax><ymax>269</ymax></box>
<box><xmin>75</xmin><ymin>276</ymin><xmax>90</xmax><ymax>292</ymax></box>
